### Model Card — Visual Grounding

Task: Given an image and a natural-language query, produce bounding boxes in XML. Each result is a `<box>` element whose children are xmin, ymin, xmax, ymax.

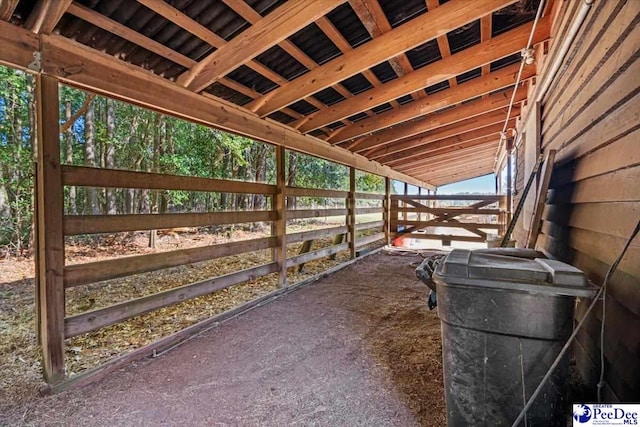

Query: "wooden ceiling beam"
<box><xmin>0</xmin><ymin>0</ymin><xmax>19</xmax><ymax>21</ymax></box>
<box><xmin>397</xmin><ymin>138</ymin><xmax>500</xmax><ymax>172</ymax></box>
<box><xmin>26</xmin><ymin>0</ymin><xmax>72</xmax><ymax>34</ymax></box>
<box><xmin>177</xmin><ymin>0</ymin><xmax>345</xmax><ymax>92</ymax></box>
<box><xmin>340</xmin><ymin>64</ymin><xmax>531</xmax><ymax>149</ymax></box>
<box><xmin>416</xmin><ymin>163</ymin><xmax>496</xmax><ymax>183</ymax></box>
<box><xmin>386</xmin><ymin>135</ymin><xmax>502</xmax><ymax>169</ymax></box>
<box><xmin>299</xmin><ymin>18</ymin><xmax>548</xmax><ymax>134</ymax></box>
<box><xmin>219</xmin><ymin>0</ymin><xmax>359</xmax><ymax>125</ymax></box>
<box><xmin>378</xmin><ymin>123</ymin><xmax>510</xmax><ymax>166</ymax></box>
<box><xmin>251</xmin><ymin>0</ymin><xmax>518</xmax><ymax>116</ymax></box>
<box><xmin>365</xmin><ymin>114</ymin><xmax>520</xmax><ymax>161</ymax></box>
<box><xmin>425</xmin><ymin>167</ymin><xmax>496</xmax><ymax>186</ymax></box>
<box><xmin>397</xmin><ymin>145</ymin><xmax>500</xmax><ymax>175</ymax></box>
<box><xmin>397</xmin><ymin>144</ymin><xmax>499</xmax><ymax>174</ymax></box>
<box><xmin>411</xmin><ymin>157</ymin><xmax>497</xmax><ymax>179</ymax></box>
<box><xmin>348</xmin><ymin>85</ymin><xmax>526</xmax><ymax>152</ymax></box>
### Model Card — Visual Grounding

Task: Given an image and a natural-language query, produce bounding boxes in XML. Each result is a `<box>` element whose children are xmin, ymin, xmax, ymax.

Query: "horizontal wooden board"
<box><xmin>62</xmin><ymin>165</ymin><xmax>277</xmax><ymax>195</ymax></box>
<box><xmin>542</xmin><ymin>202</ymin><xmax>640</xmax><ymax>239</ymax></box>
<box><xmin>550</xmin><ymin>130</ymin><xmax>640</xmax><ymax>188</ymax></box>
<box><xmin>355</xmin><ymin>220</ymin><xmax>385</xmax><ymax>231</ymax></box>
<box><xmin>355</xmin><ymin>232</ymin><xmax>385</xmax><ymax>247</ymax></box>
<box><xmin>285</xmin><ymin>243</ymin><xmax>350</xmax><ymax>267</ymax></box>
<box><xmin>354</xmin><ymin>192</ymin><xmax>385</xmax><ymax>200</ymax></box>
<box><xmin>64</xmin><ymin>236</ymin><xmax>278</xmax><ymax>287</ymax></box>
<box><xmin>64</xmin><ymin>211</ymin><xmax>277</xmax><ymax>235</ymax></box>
<box><xmin>64</xmin><ymin>262</ymin><xmax>279</xmax><ymax>337</ymax></box>
<box><xmin>286</xmin><ymin>226</ymin><xmax>349</xmax><ymax>244</ymax></box>
<box><xmin>285</xmin><ymin>186</ymin><xmax>349</xmax><ymax>198</ymax></box>
<box><xmin>391</xmin><ymin>195</ymin><xmax>503</xmax><ymax>202</ymax></box>
<box><xmin>355</xmin><ymin>207</ymin><xmax>384</xmax><ymax>215</ymax></box>
<box><xmin>549</xmin><ymin>165</ymin><xmax>640</xmax><ymax>205</ymax></box>
<box><xmin>395</xmin><ymin>207</ymin><xmax>501</xmax><ymax>215</ymax></box>
<box><xmin>391</xmin><ymin>220</ymin><xmax>500</xmax><ymax>229</ymax></box>
<box><xmin>286</xmin><ymin>208</ymin><xmax>348</xmax><ymax>220</ymax></box>
<box><xmin>393</xmin><ymin>233</ymin><xmax>485</xmax><ymax>243</ymax></box>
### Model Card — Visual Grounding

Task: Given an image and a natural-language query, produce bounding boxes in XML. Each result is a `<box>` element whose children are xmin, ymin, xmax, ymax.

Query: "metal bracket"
<box><xmin>28</xmin><ymin>51</ymin><xmax>42</xmax><ymax>72</ymax></box>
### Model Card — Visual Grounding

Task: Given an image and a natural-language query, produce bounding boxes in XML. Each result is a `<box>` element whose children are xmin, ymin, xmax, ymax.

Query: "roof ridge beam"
<box><xmin>250</xmin><ymin>0</ymin><xmax>518</xmax><ymax>116</ymax></box>
<box><xmin>177</xmin><ymin>0</ymin><xmax>345</xmax><ymax>92</ymax></box>
<box><xmin>298</xmin><ymin>17</ymin><xmax>549</xmax><ymax>133</ymax></box>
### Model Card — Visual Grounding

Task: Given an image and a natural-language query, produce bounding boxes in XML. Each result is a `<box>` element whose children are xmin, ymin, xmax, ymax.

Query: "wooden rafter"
<box><xmin>177</xmin><ymin>0</ymin><xmax>345</xmax><ymax>92</ymax></box>
<box><xmin>388</xmin><ymin>122</ymin><xmax>512</xmax><ymax>168</ymax></box>
<box><xmin>298</xmin><ymin>18</ymin><xmax>549</xmax><ymax>134</ymax></box>
<box><xmin>251</xmin><ymin>0</ymin><xmax>518</xmax><ymax>116</ymax></box>
<box><xmin>218</xmin><ymin>0</ymin><xmax>360</xmax><ymax>129</ymax></box>
<box><xmin>481</xmin><ymin>14</ymin><xmax>493</xmax><ymax>98</ymax></box>
<box><xmin>412</xmin><ymin>157</ymin><xmax>497</xmax><ymax>178</ymax></box>
<box><xmin>0</xmin><ymin>0</ymin><xmax>19</xmax><ymax>21</ymax></box>
<box><xmin>397</xmin><ymin>137</ymin><xmax>501</xmax><ymax>171</ymax></box>
<box><xmin>349</xmin><ymin>85</ymin><xmax>527</xmax><ymax>153</ymax></box>
<box><xmin>398</xmin><ymin>144</ymin><xmax>501</xmax><ymax>174</ymax></box>
<box><xmin>423</xmin><ymin>166</ymin><xmax>496</xmax><ymax>186</ymax></box>
<box><xmin>370</xmin><ymin>115</ymin><xmax>517</xmax><ymax>162</ymax></box>
<box><xmin>333</xmin><ymin>62</ymin><xmax>533</xmax><ymax>147</ymax></box>
<box><xmin>26</xmin><ymin>0</ymin><xmax>72</xmax><ymax>34</ymax></box>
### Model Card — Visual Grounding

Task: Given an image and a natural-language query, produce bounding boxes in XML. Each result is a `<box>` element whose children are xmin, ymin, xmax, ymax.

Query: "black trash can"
<box><xmin>417</xmin><ymin>248</ymin><xmax>596</xmax><ymax>426</ymax></box>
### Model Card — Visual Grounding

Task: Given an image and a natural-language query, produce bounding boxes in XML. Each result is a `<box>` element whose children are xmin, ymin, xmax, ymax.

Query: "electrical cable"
<box><xmin>494</xmin><ymin>0</ymin><xmax>546</xmax><ymax>168</ymax></box>
<box><xmin>597</xmin><ymin>217</ymin><xmax>640</xmax><ymax>401</ymax></box>
<box><xmin>511</xmin><ymin>217</ymin><xmax>640</xmax><ymax>426</ymax></box>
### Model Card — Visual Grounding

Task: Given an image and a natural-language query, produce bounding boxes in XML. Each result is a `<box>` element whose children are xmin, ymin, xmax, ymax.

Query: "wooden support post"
<box><xmin>297</xmin><ymin>239</ymin><xmax>314</xmax><ymax>272</ymax></box>
<box><xmin>274</xmin><ymin>146</ymin><xmax>287</xmax><ymax>287</ymax></box>
<box><xmin>328</xmin><ymin>233</ymin><xmax>344</xmax><ymax>261</ymax></box>
<box><xmin>384</xmin><ymin>177</ymin><xmax>391</xmax><ymax>245</ymax></box>
<box><xmin>506</xmin><ymin>137</ymin><xmax>513</xmax><ymax>228</ymax></box>
<box><xmin>35</xmin><ymin>74</ymin><xmax>65</xmax><ymax>384</ymax></box>
<box><xmin>417</xmin><ymin>187</ymin><xmax>422</xmax><ymax>222</ymax></box>
<box><xmin>349</xmin><ymin>167</ymin><xmax>356</xmax><ymax>259</ymax></box>
<box><xmin>403</xmin><ymin>182</ymin><xmax>408</xmax><ymax>222</ymax></box>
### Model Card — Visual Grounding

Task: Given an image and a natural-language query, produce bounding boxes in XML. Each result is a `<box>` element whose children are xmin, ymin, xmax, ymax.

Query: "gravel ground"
<box><xmin>1</xmin><ymin>252</ymin><xmax>446</xmax><ymax>426</ymax></box>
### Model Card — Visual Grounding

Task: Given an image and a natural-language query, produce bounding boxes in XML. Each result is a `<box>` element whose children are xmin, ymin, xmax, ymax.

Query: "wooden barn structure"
<box><xmin>0</xmin><ymin>0</ymin><xmax>637</xmax><ymax>402</ymax></box>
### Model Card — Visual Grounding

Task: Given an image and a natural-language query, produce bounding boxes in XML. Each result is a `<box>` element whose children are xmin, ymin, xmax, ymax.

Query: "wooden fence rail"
<box><xmin>390</xmin><ymin>195</ymin><xmax>507</xmax><ymax>244</ymax></box>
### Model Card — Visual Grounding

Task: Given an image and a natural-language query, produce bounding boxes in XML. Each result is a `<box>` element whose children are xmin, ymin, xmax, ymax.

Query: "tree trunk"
<box><xmin>253</xmin><ymin>144</ymin><xmax>267</xmax><ymax>210</ymax></box>
<box><xmin>83</xmin><ymin>97</ymin><xmax>99</xmax><ymax>214</ymax></box>
<box><xmin>105</xmin><ymin>98</ymin><xmax>116</xmax><ymax>214</ymax></box>
<box><xmin>287</xmin><ymin>151</ymin><xmax>297</xmax><ymax>209</ymax></box>
<box><xmin>65</xmin><ymin>101</ymin><xmax>77</xmax><ymax>215</ymax></box>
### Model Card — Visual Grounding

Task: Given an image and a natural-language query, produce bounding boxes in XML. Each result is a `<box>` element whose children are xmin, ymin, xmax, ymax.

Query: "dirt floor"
<box><xmin>1</xmin><ymin>251</ymin><xmax>446</xmax><ymax>426</ymax></box>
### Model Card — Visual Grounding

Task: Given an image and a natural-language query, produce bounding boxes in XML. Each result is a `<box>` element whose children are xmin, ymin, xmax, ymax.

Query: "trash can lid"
<box><xmin>433</xmin><ymin>249</ymin><xmax>597</xmax><ymax>297</ymax></box>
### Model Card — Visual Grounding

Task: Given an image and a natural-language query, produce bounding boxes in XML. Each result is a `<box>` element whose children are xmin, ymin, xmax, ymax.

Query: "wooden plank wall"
<box><xmin>515</xmin><ymin>0</ymin><xmax>640</xmax><ymax>401</ymax></box>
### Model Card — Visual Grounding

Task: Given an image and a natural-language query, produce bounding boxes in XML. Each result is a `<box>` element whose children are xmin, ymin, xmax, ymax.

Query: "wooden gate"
<box><xmin>390</xmin><ymin>194</ymin><xmax>507</xmax><ymax>244</ymax></box>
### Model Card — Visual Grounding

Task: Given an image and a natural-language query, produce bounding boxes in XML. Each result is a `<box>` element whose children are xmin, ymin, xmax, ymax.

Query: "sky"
<box><xmin>437</xmin><ymin>174</ymin><xmax>496</xmax><ymax>194</ymax></box>
<box><xmin>393</xmin><ymin>173</ymin><xmax>496</xmax><ymax>195</ymax></box>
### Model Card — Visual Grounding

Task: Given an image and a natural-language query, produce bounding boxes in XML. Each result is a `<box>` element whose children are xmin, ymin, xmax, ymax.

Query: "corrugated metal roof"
<box><xmin>327</xmin><ymin>3</ymin><xmax>371</xmax><ymax>49</ymax></box>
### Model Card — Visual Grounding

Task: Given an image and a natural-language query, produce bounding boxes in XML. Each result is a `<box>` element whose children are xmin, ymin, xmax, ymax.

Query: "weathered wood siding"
<box><xmin>516</xmin><ymin>0</ymin><xmax>640</xmax><ymax>401</ymax></box>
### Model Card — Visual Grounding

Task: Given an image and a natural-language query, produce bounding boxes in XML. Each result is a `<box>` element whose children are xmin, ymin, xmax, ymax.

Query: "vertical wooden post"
<box><xmin>35</xmin><ymin>74</ymin><xmax>65</xmax><ymax>384</ymax></box>
<box><xmin>348</xmin><ymin>167</ymin><xmax>356</xmax><ymax>259</ymax></box>
<box><xmin>417</xmin><ymin>187</ymin><xmax>422</xmax><ymax>222</ymax></box>
<box><xmin>274</xmin><ymin>146</ymin><xmax>287</xmax><ymax>287</ymax></box>
<box><xmin>384</xmin><ymin>177</ymin><xmax>391</xmax><ymax>245</ymax></box>
<box><xmin>402</xmin><ymin>182</ymin><xmax>408</xmax><ymax>222</ymax></box>
<box><xmin>506</xmin><ymin>137</ymin><xmax>513</xmax><ymax>228</ymax></box>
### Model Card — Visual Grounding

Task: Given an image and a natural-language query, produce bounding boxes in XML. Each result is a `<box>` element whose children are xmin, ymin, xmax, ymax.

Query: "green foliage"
<box><xmin>0</xmin><ymin>63</ymin><xmax>384</xmax><ymax>254</ymax></box>
<box><xmin>0</xmin><ymin>67</ymin><xmax>34</xmax><ymax>255</ymax></box>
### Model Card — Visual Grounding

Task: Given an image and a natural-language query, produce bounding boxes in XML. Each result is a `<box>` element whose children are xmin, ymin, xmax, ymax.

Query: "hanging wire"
<box><xmin>511</xmin><ymin>217</ymin><xmax>640</xmax><ymax>427</ymax></box>
<box><xmin>494</xmin><ymin>0</ymin><xmax>547</xmax><ymax>168</ymax></box>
